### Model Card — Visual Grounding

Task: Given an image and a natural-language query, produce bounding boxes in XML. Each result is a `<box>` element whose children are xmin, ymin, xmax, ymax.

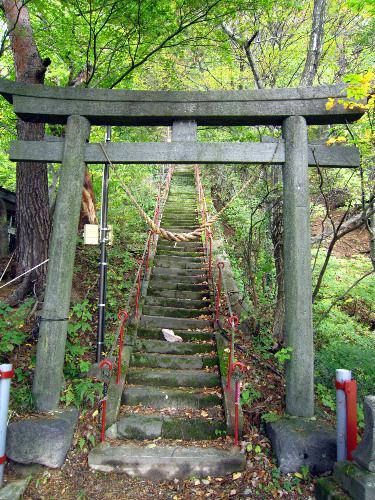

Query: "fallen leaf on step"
<box><xmin>162</xmin><ymin>328</ymin><xmax>183</xmax><ymax>342</ymax></box>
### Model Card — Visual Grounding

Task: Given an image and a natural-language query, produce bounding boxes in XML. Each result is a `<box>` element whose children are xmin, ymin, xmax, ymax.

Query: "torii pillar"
<box><xmin>32</xmin><ymin>115</ymin><xmax>91</xmax><ymax>410</ymax></box>
<box><xmin>282</xmin><ymin>116</ymin><xmax>314</xmax><ymax>417</ymax></box>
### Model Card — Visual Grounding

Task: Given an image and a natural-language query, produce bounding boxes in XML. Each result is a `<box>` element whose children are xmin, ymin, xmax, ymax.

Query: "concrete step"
<box><xmin>157</xmin><ymin>240</ymin><xmax>203</xmax><ymax>248</ymax></box>
<box><xmin>147</xmin><ymin>281</ymin><xmax>209</xmax><ymax>292</ymax></box>
<box><xmin>152</xmin><ymin>267</ymin><xmax>206</xmax><ymax>278</ymax></box>
<box><xmin>149</xmin><ymin>275</ymin><xmax>208</xmax><ymax>286</ymax></box>
<box><xmin>137</xmin><ymin>327</ymin><xmax>213</xmax><ymax>341</ymax></box>
<box><xmin>134</xmin><ymin>338</ymin><xmax>215</xmax><ymax>354</ymax></box>
<box><xmin>153</xmin><ymin>256</ymin><xmax>205</xmax><ymax>269</ymax></box>
<box><xmin>144</xmin><ymin>296</ymin><xmax>210</xmax><ymax>309</ymax></box>
<box><xmin>156</xmin><ymin>249</ymin><xmax>204</xmax><ymax>258</ymax></box>
<box><xmin>107</xmin><ymin>414</ymin><xmax>226</xmax><ymax>441</ymax></box>
<box><xmin>162</xmin><ymin>216</ymin><xmax>198</xmax><ymax>222</ymax></box>
<box><xmin>122</xmin><ymin>385</ymin><xmax>221</xmax><ymax>408</ymax></box>
<box><xmin>145</xmin><ymin>288</ymin><xmax>208</xmax><ymax>300</ymax></box>
<box><xmin>140</xmin><ymin>315</ymin><xmax>211</xmax><ymax>330</ymax></box>
<box><xmin>142</xmin><ymin>305</ymin><xmax>210</xmax><ymax>319</ymax></box>
<box><xmin>156</xmin><ymin>244</ymin><xmax>204</xmax><ymax>254</ymax></box>
<box><xmin>88</xmin><ymin>443</ymin><xmax>246</xmax><ymax>480</ymax></box>
<box><xmin>131</xmin><ymin>353</ymin><xmax>218</xmax><ymax>370</ymax></box>
<box><xmin>126</xmin><ymin>367</ymin><xmax>220</xmax><ymax>388</ymax></box>
<box><xmin>160</xmin><ymin>226</ymin><xmax>199</xmax><ymax>232</ymax></box>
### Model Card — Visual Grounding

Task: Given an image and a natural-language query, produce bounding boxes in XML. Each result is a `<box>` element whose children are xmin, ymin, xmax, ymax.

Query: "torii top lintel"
<box><xmin>0</xmin><ymin>79</ymin><xmax>364</xmax><ymax>127</ymax></box>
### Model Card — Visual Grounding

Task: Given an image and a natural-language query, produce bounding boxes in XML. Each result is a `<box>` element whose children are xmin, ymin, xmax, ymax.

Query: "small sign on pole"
<box><xmin>84</xmin><ymin>224</ymin><xmax>99</xmax><ymax>245</ymax></box>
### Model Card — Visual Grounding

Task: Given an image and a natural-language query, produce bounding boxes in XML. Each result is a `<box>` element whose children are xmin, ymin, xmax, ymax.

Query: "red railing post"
<box><xmin>226</xmin><ymin>315</ymin><xmax>239</xmax><ymax>390</ymax></box>
<box><xmin>136</xmin><ymin>258</ymin><xmax>145</xmax><ymax>315</ymax></box>
<box><xmin>153</xmin><ymin>207</ymin><xmax>158</xmax><ymax>244</ymax></box>
<box><xmin>215</xmin><ymin>262</ymin><xmax>224</xmax><ymax>325</ymax></box>
<box><xmin>116</xmin><ymin>311</ymin><xmax>128</xmax><ymax>385</ymax></box>
<box><xmin>232</xmin><ymin>361</ymin><xmax>245</xmax><ymax>446</ymax></box>
<box><xmin>100</xmin><ymin>360</ymin><xmax>112</xmax><ymax>442</ymax></box>
<box><xmin>146</xmin><ymin>229</ymin><xmax>153</xmax><ymax>272</ymax></box>
<box><xmin>208</xmin><ymin>232</ymin><xmax>213</xmax><ymax>280</ymax></box>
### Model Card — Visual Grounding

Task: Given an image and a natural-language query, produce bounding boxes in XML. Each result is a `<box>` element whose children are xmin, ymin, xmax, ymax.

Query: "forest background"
<box><xmin>0</xmin><ymin>0</ymin><xmax>375</xmax><ymax>435</ymax></box>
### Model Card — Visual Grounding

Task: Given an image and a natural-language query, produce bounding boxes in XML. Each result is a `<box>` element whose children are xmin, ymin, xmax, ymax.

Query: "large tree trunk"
<box><xmin>2</xmin><ymin>0</ymin><xmax>51</xmax><ymax>305</ymax></box>
<box><xmin>79</xmin><ymin>166</ymin><xmax>98</xmax><ymax>229</ymax></box>
<box><xmin>299</xmin><ymin>0</ymin><xmax>328</xmax><ymax>86</ymax></box>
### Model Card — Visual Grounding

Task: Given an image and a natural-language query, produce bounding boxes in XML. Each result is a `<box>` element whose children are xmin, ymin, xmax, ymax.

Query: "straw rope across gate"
<box><xmin>99</xmin><ymin>139</ymin><xmax>281</xmax><ymax>242</ymax></box>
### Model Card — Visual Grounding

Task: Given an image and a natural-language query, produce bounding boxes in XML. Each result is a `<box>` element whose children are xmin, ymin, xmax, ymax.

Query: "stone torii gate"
<box><xmin>0</xmin><ymin>79</ymin><xmax>363</xmax><ymax>413</ymax></box>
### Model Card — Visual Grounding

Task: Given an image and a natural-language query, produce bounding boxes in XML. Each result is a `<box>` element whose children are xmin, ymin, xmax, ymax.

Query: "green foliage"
<box><xmin>0</xmin><ymin>299</ymin><xmax>33</xmax><ymax>358</ymax></box>
<box><xmin>61</xmin><ymin>300</ymin><xmax>103</xmax><ymax>408</ymax></box>
<box><xmin>274</xmin><ymin>347</ymin><xmax>293</xmax><ymax>367</ymax></box>
<box><xmin>240</xmin><ymin>383</ymin><xmax>261</xmax><ymax>405</ymax></box>
<box><xmin>65</xmin><ymin>300</ymin><xmax>93</xmax><ymax>379</ymax></box>
<box><xmin>61</xmin><ymin>377</ymin><xmax>102</xmax><ymax>408</ymax></box>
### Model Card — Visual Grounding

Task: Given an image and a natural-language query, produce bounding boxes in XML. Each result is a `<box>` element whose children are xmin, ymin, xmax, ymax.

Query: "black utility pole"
<box><xmin>96</xmin><ymin>125</ymin><xmax>111</xmax><ymax>362</ymax></box>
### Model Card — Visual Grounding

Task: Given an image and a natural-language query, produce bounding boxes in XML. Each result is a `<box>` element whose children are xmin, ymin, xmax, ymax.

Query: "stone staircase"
<box><xmin>89</xmin><ymin>166</ymin><xmax>245</xmax><ymax>480</ymax></box>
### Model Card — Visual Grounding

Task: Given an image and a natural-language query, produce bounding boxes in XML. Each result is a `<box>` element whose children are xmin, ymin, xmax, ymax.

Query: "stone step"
<box><xmin>145</xmin><ymin>288</ymin><xmax>208</xmax><ymax>300</ymax></box>
<box><xmin>142</xmin><ymin>305</ymin><xmax>210</xmax><ymax>319</ymax></box>
<box><xmin>88</xmin><ymin>443</ymin><xmax>246</xmax><ymax>480</ymax></box>
<box><xmin>156</xmin><ymin>249</ymin><xmax>204</xmax><ymax>258</ymax></box>
<box><xmin>164</xmin><ymin>203</ymin><xmax>196</xmax><ymax>209</ymax></box>
<box><xmin>135</xmin><ymin>338</ymin><xmax>215</xmax><ymax>355</ymax></box>
<box><xmin>152</xmin><ymin>267</ymin><xmax>206</xmax><ymax>278</ymax></box>
<box><xmin>156</xmin><ymin>244</ymin><xmax>204</xmax><ymax>254</ymax></box>
<box><xmin>144</xmin><ymin>296</ymin><xmax>210</xmax><ymax>309</ymax></box>
<box><xmin>131</xmin><ymin>352</ymin><xmax>218</xmax><ymax>370</ymax></box>
<box><xmin>140</xmin><ymin>315</ymin><xmax>211</xmax><ymax>330</ymax></box>
<box><xmin>126</xmin><ymin>368</ymin><xmax>220</xmax><ymax>388</ymax></box>
<box><xmin>161</xmin><ymin>225</ymin><xmax>198</xmax><ymax>231</ymax></box>
<box><xmin>122</xmin><ymin>385</ymin><xmax>221</xmax><ymax>409</ymax></box>
<box><xmin>147</xmin><ymin>281</ymin><xmax>209</xmax><ymax>292</ymax></box>
<box><xmin>153</xmin><ymin>256</ymin><xmax>205</xmax><ymax>269</ymax></box>
<box><xmin>162</xmin><ymin>220</ymin><xmax>199</xmax><ymax>226</ymax></box>
<box><xmin>162</xmin><ymin>215</ymin><xmax>198</xmax><ymax>221</ymax></box>
<box><xmin>137</xmin><ymin>327</ymin><xmax>213</xmax><ymax>341</ymax></box>
<box><xmin>149</xmin><ymin>275</ymin><xmax>208</xmax><ymax>286</ymax></box>
<box><xmin>157</xmin><ymin>240</ymin><xmax>203</xmax><ymax>248</ymax></box>
<box><xmin>107</xmin><ymin>414</ymin><xmax>226</xmax><ymax>441</ymax></box>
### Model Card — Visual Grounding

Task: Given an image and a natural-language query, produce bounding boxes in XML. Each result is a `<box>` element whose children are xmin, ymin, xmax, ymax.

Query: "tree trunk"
<box><xmin>79</xmin><ymin>166</ymin><xmax>98</xmax><ymax>229</ymax></box>
<box><xmin>2</xmin><ymin>0</ymin><xmax>51</xmax><ymax>305</ymax></box>
<box><xmin>299</xmin><ymin>0</ymin><xmax>328</xmax><ymax>86</ymax></box>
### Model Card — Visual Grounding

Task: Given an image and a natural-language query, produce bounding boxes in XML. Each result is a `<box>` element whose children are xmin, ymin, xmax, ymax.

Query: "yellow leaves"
<box><xmin>326</xmin><ymin>98</ymin><xmax>336</xmax><ymax>111</ymax></box>
<box><xmin>359</xmin><ymin>70</ymin><xmax>374</xmax><ymax>85</ymax></box>
<box><xmin>232</xmin><ymin>472</ymin><xmax>242</xmax><ymax>480</ymax></box>
<box><xmin>294</xmin><ymin>472</ymin><xmax>303</xmax><ymax>479</ymax></box>
<box><xmin>326</xmin><ymin>136</ymin><xmax>347</xmax><ymax>146</ymax></box>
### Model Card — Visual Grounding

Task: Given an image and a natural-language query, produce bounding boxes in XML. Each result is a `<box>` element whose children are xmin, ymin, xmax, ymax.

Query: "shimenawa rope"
<box><xmin>99</xmin><ymin>139</ymin><xmax>281</xmax><ymax>242</ymax></box>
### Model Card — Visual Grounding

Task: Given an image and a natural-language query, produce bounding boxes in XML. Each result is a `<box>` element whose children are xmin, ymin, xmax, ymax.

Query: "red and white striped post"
<box><xmin>0</xmin><ymin>364</ymin><xmax>13</xmax><ymax>486</ymax></box>
<box><xmin>335</xmin><ymin>369</ymin><xmax>358</xmax><ymax>461</ymax></box>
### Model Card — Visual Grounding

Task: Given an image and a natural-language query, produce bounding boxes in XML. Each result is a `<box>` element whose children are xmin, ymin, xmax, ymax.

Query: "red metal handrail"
<box><xmin>215</xmin><ymin>262</ymin><xmax>225</xmax><ymax>325</ymax></box>
<box><xmin>135</xmin><ymin>258</ymin><xmax>145</xmax><ymax>315</ymax></box>
<box><xmin>116</xmin><ymin>311</ymin><xmax>128</xmax><ymax>384</ymax></box>
<box><xmin>226</xmin><ymin>315</ymin><xmax>239</xmax><ymax>390</ymax></box>
<box><xmin>232</xmin><ymin>361</ymin><xmax>245</xmax><ymax>446</ymax></box>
